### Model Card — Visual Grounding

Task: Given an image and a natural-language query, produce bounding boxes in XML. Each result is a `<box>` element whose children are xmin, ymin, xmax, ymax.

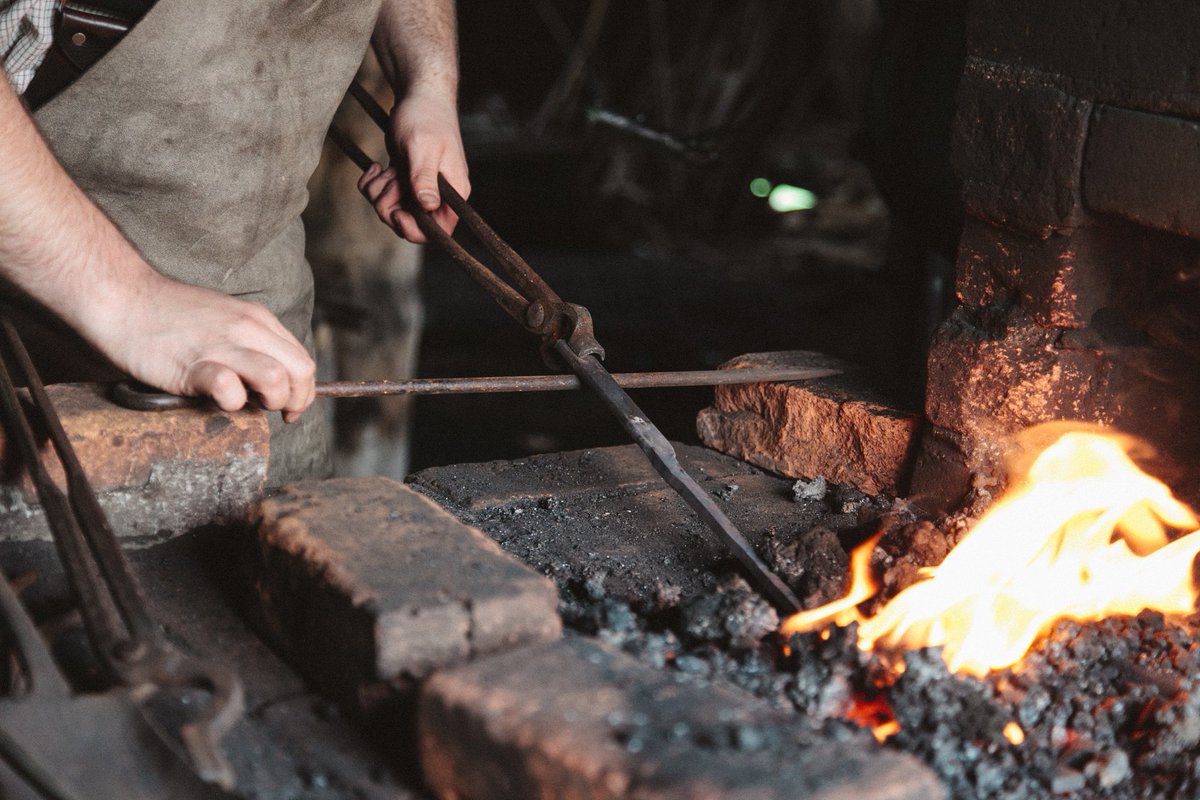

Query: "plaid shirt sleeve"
<box><xmin>1</xmin><ymin>0</ymin><xmax>57</xmax><ymax>94</ymax></box>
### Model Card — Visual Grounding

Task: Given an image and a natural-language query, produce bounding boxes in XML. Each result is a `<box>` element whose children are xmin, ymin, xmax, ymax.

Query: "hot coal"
<box><xmin>417</xmin><ymin>448</ymin><xmax>1200</xmax><ymax>800</ymax></box>
<box><xmin>524</xmin><ymin>501</ymin><xmax>1200</xmax><ymax>800</ymax></box>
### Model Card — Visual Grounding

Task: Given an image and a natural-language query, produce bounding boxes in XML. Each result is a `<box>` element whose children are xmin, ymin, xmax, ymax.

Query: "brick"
<box><xmin>922</xmin><ymin>306</ymin><xmax>1200</xmax><ymax>501</ymax></box>
<box><xmin>955</xmin><ymin>219</ymin><xmax>1115</xmax><ymax>329</ymax></box>
<box><xmin>952</xmin><ymin>62</ymin><xmax>1091</xmax><ymax>236</ymax></box>
<box><xmin>696</xmin><ymin>352</ymin><xmax>918</xmax><ymax>496</ymax></box>
<box><xmin>906</xmin><ymin>426</ymin><xmax>974</xmax><ymax>514</ymax></box>
<box><xmin>965</xmin><ymin>0</ymin><xmax>1200</xmax><ymax>118</ymax></box>
<box><xmin>419</xmin><ymin>637</ymin><xmax>945</xmax><ymax>800</ymax></box>
<box><xmin>0</xmin><ymin>383</ymin><xmax>268</xmax><ymax>544</ymax></box>
<box><xmin>1083</xmin><ymin>105</ymin><xmax>1200</xmax><ymax>240</ymax></box>
<box><xmin>409</xmin><ymin>444</ymin><xmax>754</xmax><ymax>513</ymax></box>
<box><xmin>248</xmin><ymin>477</ymin><xmax>561</xmax><ymax>705</ymax></box>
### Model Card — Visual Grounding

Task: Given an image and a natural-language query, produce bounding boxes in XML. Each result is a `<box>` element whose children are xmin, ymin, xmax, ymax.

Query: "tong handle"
<box><xmin>346</xmin><ymin>83</ymin><xmax>563</xmax><ymax>307</ymax></box>
<box><xmin>333</xmin><ymin>84</ymin><xmax>602</xmax><ymax>366</ymax></box>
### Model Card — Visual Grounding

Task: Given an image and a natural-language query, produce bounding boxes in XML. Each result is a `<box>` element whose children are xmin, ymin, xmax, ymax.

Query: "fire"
<box><xmin>783</xmin><ymin>430</ymin><xmax>1200</xmax><ymax>677</ymax></box>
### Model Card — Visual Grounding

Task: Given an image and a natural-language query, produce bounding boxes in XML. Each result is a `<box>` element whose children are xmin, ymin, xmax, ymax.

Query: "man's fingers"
<box><xmin>358</xmin><ymin>166</ymin><xmax>402</xmax><ymax>227</ymax></box>
<box><xmin>187</xmin><ymin>361</ymin><xmax>249</xmax><ymax>412</ymax></box>
<box><xmin>409</xmin><ymin>164</ymin><xmax>441</xmax><ymax>211</ymax></box>
<box><xmin>355</xmin><ymin>162</ymin><xmax>382</xmax><ymax>193</ymax></box>
<box><xmin>389</xmin><ymin>210</ymin><xmax>428</xmax><ymax>244</ymax></box>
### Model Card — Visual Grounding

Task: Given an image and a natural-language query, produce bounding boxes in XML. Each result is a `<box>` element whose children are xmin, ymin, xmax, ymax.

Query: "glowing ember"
<box><xmin>1003</xmin><ymin>721</ymin><xmax>1025</xmax><ymax>746</ymax></box>
<box><xmin>782</xmin><ymin>430</ymin><xmax>1200</xmax><ymax>677</ymax></box>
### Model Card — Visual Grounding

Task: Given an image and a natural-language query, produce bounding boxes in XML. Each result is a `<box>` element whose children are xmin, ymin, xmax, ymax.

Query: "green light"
<box><xmin>749</xmin><ymin>177</ymin><xmax>772</xmax><ymax>198</ymax></box>
<box><xmin>768</xmin><ymin>184</ymin><xmax>816</xmax><ymax>212</ymax></box>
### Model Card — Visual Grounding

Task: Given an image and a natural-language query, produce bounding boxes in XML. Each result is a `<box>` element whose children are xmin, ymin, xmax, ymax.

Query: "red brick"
<box><xmin>419</xmin><ymin>637</ymin><xmax>944</xmax><ymax>800</ymax></box>
<box><xmin>955</xmin><ymin>219</ymin><xmax>1114</xmax><ymax>329</ymax></box>
<box><xmin>248</xmin><ymin>477</ymin><xmax>561</xmax><ymax>705</ymax></box>
<box><xmin>697</xmin><ymin>352</ymin><xmax>918</xmax><ymax>496</ymax></box>
<box><xmin>920</xmin><ymin>306</ymin><xmax>1200</xmax><ymax>504</ymax></box>
<box><xmin>952</xmin><ymin>62</ymin><xmax>1090</xmax><ymax>236</ymax></box>
<box><xmin>1083</xmin><ymin>106</ymin><xmax>1200</xmax><ymax>240</ymax></box>
<box><xmin>966</xmin><ymin>0</ymin><xmax>1200</xmax><ymax>118</ymax></box>
<box><xmin>0</xmin><ymin>383</ymin><xmax>268</xmax><ymax>544</ymax></box>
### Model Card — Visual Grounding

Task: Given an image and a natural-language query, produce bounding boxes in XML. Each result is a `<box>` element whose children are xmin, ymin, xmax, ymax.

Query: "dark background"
<box><xmin>405</xmin><ymin>0</ymin><xmax>965</xmax><ymax>470</ymax></box>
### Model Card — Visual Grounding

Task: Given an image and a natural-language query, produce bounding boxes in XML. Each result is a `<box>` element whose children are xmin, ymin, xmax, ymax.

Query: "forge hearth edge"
<box><xmin>0</xmin><ymin>383</ymin><xmax>268</xmax><ymax>545</ymax></box>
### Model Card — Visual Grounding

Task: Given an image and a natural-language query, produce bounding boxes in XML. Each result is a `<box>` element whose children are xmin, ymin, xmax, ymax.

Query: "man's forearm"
<box><xmin>0</xmin><ymin>79</ymin><xmax>317</xmax><ymax>418</ymax></box>
<box><xmin>372</xmin><ymin>0</ymin><xmax>459</xmax><ymax>98</ymax></box>
<box><xmin>0</xmin><ymin>77</ymin><xmax>158</xmax><ymax>339</ymax></box>
<box><xmin>362</xmin><ymin>0</ymin><xmax>468</xmax><ymax>238</ymax></box>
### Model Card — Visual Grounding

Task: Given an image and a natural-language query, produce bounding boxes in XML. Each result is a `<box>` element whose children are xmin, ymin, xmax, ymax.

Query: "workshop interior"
<box><xmin>4</xmin><ymin>1</ymin><xmax>1200</xmax><ymax>799</ymax></box>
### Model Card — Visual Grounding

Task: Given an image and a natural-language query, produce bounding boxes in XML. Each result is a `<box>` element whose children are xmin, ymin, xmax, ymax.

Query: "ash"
<box><xmin>551</xmin><ymin>498</ymin><xmax>1200</xmax><ymax>800</ymax></box>
<box><xmin>881</xmin><ymin>611</ymin><xmax>1200</xmax><ymax>800</ymax></box>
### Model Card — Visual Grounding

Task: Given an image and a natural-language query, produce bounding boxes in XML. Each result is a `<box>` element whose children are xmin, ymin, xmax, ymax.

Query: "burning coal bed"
<box><xmin>423</xmin><ymin>431</ymin><xmax>1200</xmax><ymax>800</ymax></box>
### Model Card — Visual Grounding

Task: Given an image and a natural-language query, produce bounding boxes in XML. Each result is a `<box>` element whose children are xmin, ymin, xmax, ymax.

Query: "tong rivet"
<box><xmin>525</xmin><ymin>301</ymin><xmax>547</xmax><ymax>330</ymax></box>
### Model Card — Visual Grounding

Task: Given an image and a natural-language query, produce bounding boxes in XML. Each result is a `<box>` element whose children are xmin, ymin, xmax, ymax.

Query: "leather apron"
<box><xmin>30</xmin><ymin>0</ymin><xmax>382</xmax><ymax>485</ymax></box>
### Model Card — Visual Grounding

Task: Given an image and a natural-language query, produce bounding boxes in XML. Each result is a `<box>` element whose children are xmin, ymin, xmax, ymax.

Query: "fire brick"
<box><xmin>419</xmin><ymin>636</ymin><xmax>945</xmax><ymax>800</ymax></box>
<box><xmin>696</xmin><ymin>352</ymin><xmax>918</xmax><ymax>497</ymax></box>
<box><xmin>955</xmin><ymin>218</ymin><xmax>1125</xmax><ymax>329</ymax></box>
<box><xmin>918</xmin><ymin>306</ymin><xmax>1200</xmax><ymax>506</ymax></box>
<box><xmin>1083</xmin><ymin>106</ymin><xmax>1200</xmax><ymax>240</ymax></box>
<box><xmin>248</xmin><ymin>477</ymin><xmax>561</xmax><ymax>705</ymax></box>
<box><xmin>964</xmin><ymin>0</ymin><xmax>1200</xmax><ymax>119</ymax></box>
<box><xmin>0</xmin><ymin>383</ymin><xmax>268</xmax><ymax>544</ymax></box>
<box><xmin>952</xmin><ymin>61</ymin><xmax>1091</xmax><ymax>237</ymax></box>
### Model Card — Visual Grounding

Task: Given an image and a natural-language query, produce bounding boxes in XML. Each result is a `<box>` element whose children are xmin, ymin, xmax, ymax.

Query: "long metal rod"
<box><xmin>113</xmin><ymin>366</ymin><xmax>840</xmax><ymax>410</ymax></box>
<box><xmin>316</xmin><ymin>366</ymin><xmax>838</xmax><ymax>397</ymax></box>
<box><xmin>554</xmin><ymin>341</ymin><xmax>803</xmax><ymax>613</ymax></box>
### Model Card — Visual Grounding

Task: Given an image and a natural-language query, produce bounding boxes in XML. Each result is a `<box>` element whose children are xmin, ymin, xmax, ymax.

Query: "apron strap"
<box><xmin>23</xmin><ymin>0</ymin><xmax>156</xmax><ymax>110</ymax></box>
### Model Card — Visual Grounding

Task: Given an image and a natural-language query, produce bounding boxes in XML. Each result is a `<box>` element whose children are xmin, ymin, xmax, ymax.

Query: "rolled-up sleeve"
<box><xmin>1</xmin><ymin>0</ymin><xmax>56</xmax><ymax>93</ymax></box>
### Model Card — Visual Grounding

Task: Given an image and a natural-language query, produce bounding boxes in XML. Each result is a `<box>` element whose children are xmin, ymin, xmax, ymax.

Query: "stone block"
<box><xmin>0</xmin><ymin>383</ymin><xmax>268</xmax><ymax>544</ymax></box>
<box><xmin>249</xmin><ymin>477</ymin><xmax>561</xmax><ymax>705</ymax></box>
<box><xmin>906</xmin><ymin>426</ymin><xmax>974</xmax><ymax>515</ymax></box>
<box><xmin>696</xmin><ymin>352</ymin><xmax>918</xmax><ymax>496</ymax></box>
<box><xmin>955</xmin><ymin>219</ymin><xmax>1116</xmax><ymax>329</ymax></box>
<box><xmin>965</xmin><ymin>0</ymin><xmax>1200</xmax><ymax>118</ymax></box>
<box><xmin>1083</xmin><ymin>105</ymin><xmax>1200</xmax><ymax>240</ymax></box>
<box><xmin>419</xmin><ymin>636</ymin><xmax>945</xmax><ymax>800</ymax></box>
<box><xmin>922</xmin><ymin>306</ymin><xmax>1200</xmax><ymax>501</ymax></box>
<box><xmin>410</xmin><ymin>444</ymin><xmax>753</xmax><ymax>513</ymax></box>
<box><xmin>952</xmin><ymin>62</ymin><xmax>1091</xmax><ymax>236</ymax></box>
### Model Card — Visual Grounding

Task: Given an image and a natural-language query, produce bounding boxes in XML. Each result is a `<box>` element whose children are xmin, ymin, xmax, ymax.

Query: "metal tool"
<box><xmin>0</xmin><ymin>319</ymin><xmax>243</xmax><ymax>790</ymax></box>
<box><xmin>0</xmin><ymin>571</ymin><xmax>235</xmax><ymax>800</ymax></box>
<box><xmin>111</xmin><ymin>365</ymin><xmax>839</xmax><ymax>411</ymax></box>
<box><xmin>331</xmin><ymin>85</ymin><xmax>803</xmax><ymax>614</ymax></box>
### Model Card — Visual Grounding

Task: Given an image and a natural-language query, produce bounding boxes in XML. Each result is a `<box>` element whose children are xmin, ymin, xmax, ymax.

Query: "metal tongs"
<box><xmin>331</xmin><ymin>86</ymin><xmax>803</xmax><ymax>614</ymax></box>
<box><xmin>0</xmin><ymin>319</ymin><xmax>243</xmax><ymax>791</ymax></box>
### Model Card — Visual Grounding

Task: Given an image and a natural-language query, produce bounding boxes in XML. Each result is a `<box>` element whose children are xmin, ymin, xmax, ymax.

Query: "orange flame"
<box><xmin>782</xmin><ymin>430</ymin><xmax>1200</xmax><ymax>677</ymax></box>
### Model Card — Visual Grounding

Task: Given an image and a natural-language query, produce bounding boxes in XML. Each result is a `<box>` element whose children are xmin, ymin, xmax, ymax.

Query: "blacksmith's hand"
<box><xmin>94</xmin><ymin>273</ymin><xmax>317</xmax><ymax>423</ymax></box>
<box><xmin>356</xmin><ymin>86</ymin><xmax>470</xmax><ymax>244</ymax></box>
